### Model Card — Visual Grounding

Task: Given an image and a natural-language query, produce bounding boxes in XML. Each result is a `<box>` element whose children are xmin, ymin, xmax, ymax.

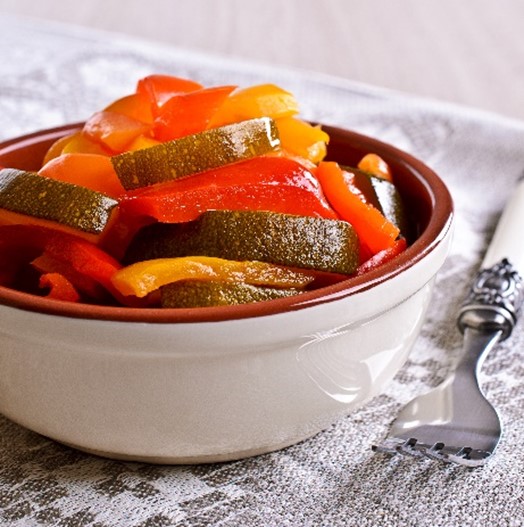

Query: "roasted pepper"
<box><xmin>61</xmin><ymin>131</ymin><xmax>110</xmax><ymax>156</ymax></box>
<box><xmin>316</xmin><ymin>161</ymin><xmax>400</xmax><ymax>255</ymax></box>
<box><xmin>209</xmin><ymin>83</ymin><xmax>300</xmax><ymax>126</ymax></box>
<box><xmin>136</xmin><ymin>74</ymin><xmax>203</xmax><ymax>111</ymax></box>
<box><xmin>38</xmin><ymin>272</ymin><xmax>81</xmax><ymax>302</ymax></box>
<box><xmin>153</xmin><ymin>85</ymin><xmax>236</xmax><ymax>141</ymax></box>
<box><xmin>83</xmin><ymin>111</ymin><xmax>152</xmax><ymax>153</ymax></box>
<box><xmin>356</xmin><ymin>238</ymin><xmax>407</xmax><ymax>275</ymax></box>
<box><xmin>119</xmin><ymin>156</ymin><xmax>338</xmax><ymax>222</ymax></box>
<box><xmin>276</xmin><ymin>117</ymin><xmax>329</xmax><ymax>164</ymax></box>
<box><xmin>111</xmin><ymin>256</ymin><xmax>317</xmax><ymax>298</ymax></box>
<box><xmin>31</xmin><ymin>251</ymin><xmax>108</xmax><ymax>300</ymax></box>
<box><xmin>358</xmin><ymin>153</ymin><xmax>393</xmax><ymax>182</ymax></box>
<box><xmin>39</xmin><ymin>153</ymin><xmax>125</xmax><ymax>198</ymax></box>
<box><xmin>104</xmin><ymin>92</ymin><xmax>154</xmax><ymax>124</ymax></box>
<box><xmin>0</xmin><ymin>224</ymin><xmax>121</xmax><ymax>299</ymax></box>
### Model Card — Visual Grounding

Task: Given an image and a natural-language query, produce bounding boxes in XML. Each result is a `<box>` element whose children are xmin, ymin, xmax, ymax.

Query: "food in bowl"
<box><xmin>0</xmin><ymin>75</ymin><xmax>410</xmax><ymax>309</ymax></box>
<box><xmin>0</xmin><ymin>75</ymin><xmax>453</xmax><ymax>463</ymax></box>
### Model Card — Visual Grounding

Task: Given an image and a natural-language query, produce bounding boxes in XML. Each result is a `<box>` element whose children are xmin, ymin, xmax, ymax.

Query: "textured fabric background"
<box><xmin>1</xmin><ymin>14</ymin><xmax>524</xmax><ymax>527</ymax></box>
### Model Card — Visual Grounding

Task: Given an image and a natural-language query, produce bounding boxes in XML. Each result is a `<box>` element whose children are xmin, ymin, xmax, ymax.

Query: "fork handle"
<box><xmin>458</xmin><ymin>178</ymin><xmax>524</xmax><ymax>340</ymax></box>
<box><xmin>458</xmin><ymin>259</ymin><xmax>524</xmax><ymax>340</ymax></box>
<box><xmin>482</xmin><ymin>177</ymin><xmax>524</xmax><ymax>275</ymax></box>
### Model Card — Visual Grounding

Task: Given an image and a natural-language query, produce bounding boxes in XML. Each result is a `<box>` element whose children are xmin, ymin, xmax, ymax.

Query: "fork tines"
<box><xmin>372</xmin><ymin>438</ymin><xmax>492</xmax><ymax>467</ymax></box>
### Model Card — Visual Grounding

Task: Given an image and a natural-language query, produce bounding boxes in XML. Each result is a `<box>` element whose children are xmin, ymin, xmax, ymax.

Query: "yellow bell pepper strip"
<box><xmin>111</xmin><ymin>256</ymin><xmax>317</xmax><ymax>298</ymax></box>
<box><xmin>111</xmin><ymin>117</ymin><xmax>281</xmax><ymax>190</ymax></box>
<box><xmin>357</xmin><ymin>153</ymin><xmax>393</xmax><ymax>182</ymax></box>
<box><xmin>38</xmin><ymin>272</ymin><xmax>81</xmax><ymax>302</ymax></box>
<box><xmin>275</xmin><ymin>117</ymin><xmax>330</xmax><ymax>164</ymax></box>
<box><xmin>316</xmin><ymin>161</ymin><xmax>400</xmax><ymax>255</ymax></box>
<box><xmin>153</xmin><ymin>85</ymin><xmax>236</xmax><ymax>141</ymax></box>
<box><xmin>119</xmin><ymin>156</ymin><xmax>338</xmax><ymax>222</ymax></box>
<box><xmin>209</xmin><ymin>84</ymin><xmax>300</xmax><ymax>127</ymax></box>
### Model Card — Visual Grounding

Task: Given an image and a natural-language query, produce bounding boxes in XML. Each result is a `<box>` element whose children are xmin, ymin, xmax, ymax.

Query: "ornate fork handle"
<box><xmin>458</xmin><ymin>258</ymin><xmax>524</xmax><ymax>341</ymax></box>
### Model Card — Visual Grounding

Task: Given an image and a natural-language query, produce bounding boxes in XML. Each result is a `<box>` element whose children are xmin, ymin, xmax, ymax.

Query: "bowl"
<box><xmin>0</xmin><ymin>123</ymin><xmax>453</xmax><ymax>463</ymax></box>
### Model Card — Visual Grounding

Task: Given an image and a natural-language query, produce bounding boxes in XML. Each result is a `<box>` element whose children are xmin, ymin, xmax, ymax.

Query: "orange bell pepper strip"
<box><xmin>39</xmin><ymin>153</ymin><xmax>126</xmax><ymax>198</ymax></box>
<box><xmin>42</xmin><ymin>132</ymin><xmax>78</xmax><ymax>165</ymax></box>
<box><xmin>126</xmin><ymin>135</ymin><xmax>161</xmax><ymax>151</ymax></box>
<box><xmin>83</xmin><ymin>111</ymin><xmax>152</xmax><ymax>153</ymax></box>
<box><xmin>119</xmin><ymin>156</ymin><xmax>338</xmax><ymax>222</ymax></box>
<box><xmin>42</xmin><ymin>127</ymin><xmax>116</xmax><ymax>164</ymax></box>
<box><xmin>60</xmin><ymin>131</ymin><xmax>111</xmax><ymax>157</ymax></box>
<box><xmin>316</xmin><ymin>161</ymin><xmax>400</xmax><ymax>255</ymax></box>
<box><xmin>38</xmin><ymin>272</ymin><xmax>81</xmax><ymax>302</ymax></box>
<box><xmin>357</xmin><ymin>153</ymin><xmax>393</xmax><ymax>182</ymax></box>
<box><xmin>153</xmin><ymin>85</ymin><xmax>236</xmax><ymax>141</ymax></box>
<box><xmin>136</xmin><ymin>74</ymin><xmax>203</xmax><ymax>111</ymax></box>
<box><xmin>104</xmin><ymin>92</ymin><xmax>154</xmax><ymax>124</ymax></box>
<box><xmin>111</xmin><ymin>256</ymin><xmax>317</xmax><ymax>298</ymax></box>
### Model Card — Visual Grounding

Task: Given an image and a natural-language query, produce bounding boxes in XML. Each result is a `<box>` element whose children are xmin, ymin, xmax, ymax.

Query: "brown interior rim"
<box><xmin>0</xmin><ymin>123</ymin><xmax>454</xmax><ymax>323</ymax></box>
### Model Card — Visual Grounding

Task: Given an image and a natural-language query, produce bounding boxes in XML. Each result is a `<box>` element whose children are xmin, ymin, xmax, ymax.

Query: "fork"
<box><xmin>373</xmin><ymin>178</ymin><xmax>524</xmax><ymax>467</ymax></box>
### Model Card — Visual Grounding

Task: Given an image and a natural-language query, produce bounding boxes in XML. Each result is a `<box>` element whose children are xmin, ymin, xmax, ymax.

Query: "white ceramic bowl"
<box><xmin>0</xmin><ymin>124</ymin><xmax>453</xmax><ymax>463</ymax></box>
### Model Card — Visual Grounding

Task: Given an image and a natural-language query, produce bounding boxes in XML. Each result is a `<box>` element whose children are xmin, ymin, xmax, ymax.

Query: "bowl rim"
<box><xmin>0</xmin><ymin>123</ymin><xmax>453</xmax><ymax>323</ymax></box>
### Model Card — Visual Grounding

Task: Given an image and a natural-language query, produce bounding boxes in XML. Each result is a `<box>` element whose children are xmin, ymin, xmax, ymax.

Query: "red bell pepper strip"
<box><xmin>31</xmin><ymin>251</ymin><xmax>109</xmax><ymax>300</ymax></box>
<box><xmin>0</xmin><ymin>224</ymin><xmax>121</xmax><ymax>296</ymax></box>
<box><xmin>316</xmin><ymin>161</ymin><xmax>400</xmax><ymax>254</ymax></box>
<box><xmin>153</xmin><ymin>85</ymin><xmax>237</xmax><ymax>141</ymax></box>
<box><xmin>136</xmin><ymin>74</ymin><xmax>203</xmax><ymax>111</ymax></box>
<box><xmin>38</xmin><ymin>272</ymin><xmax>81</xmax><ymax>302</ymax></box>
<box><xmin>119</xmin><ymin>156</ymin><xmax>338</xmax><ymax>222</ymax></box>
<box><xmin>356</xmin><ymin>237</ymin><xmax>407</xmax><ymax>275</ymax></box>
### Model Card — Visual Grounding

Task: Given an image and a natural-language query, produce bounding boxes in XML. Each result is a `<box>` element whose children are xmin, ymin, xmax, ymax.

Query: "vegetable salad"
<box><xmin>0</xmin><ymin>74</ymin><xmax>407</xmax><ymax>307</ymax></box>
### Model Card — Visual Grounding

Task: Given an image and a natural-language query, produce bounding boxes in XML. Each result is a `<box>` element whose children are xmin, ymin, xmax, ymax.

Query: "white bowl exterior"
<box><xmin>0</xmin><ymin>226</ymin><xmax>452</xmax><ymax>463</ymax></box>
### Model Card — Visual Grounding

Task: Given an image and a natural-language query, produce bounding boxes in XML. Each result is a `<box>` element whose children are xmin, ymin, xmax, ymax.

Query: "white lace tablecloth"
<box><xmin>2</xmin><ymin>14</ymin><xmax>524</xmax><ymax>527</ymax></box>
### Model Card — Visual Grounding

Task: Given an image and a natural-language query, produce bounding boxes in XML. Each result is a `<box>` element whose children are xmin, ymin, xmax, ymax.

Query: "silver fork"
<box><xmin>373</xmin><ymin>178</ymin><xmax>524</xmax><ymax>467</ymax></box>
